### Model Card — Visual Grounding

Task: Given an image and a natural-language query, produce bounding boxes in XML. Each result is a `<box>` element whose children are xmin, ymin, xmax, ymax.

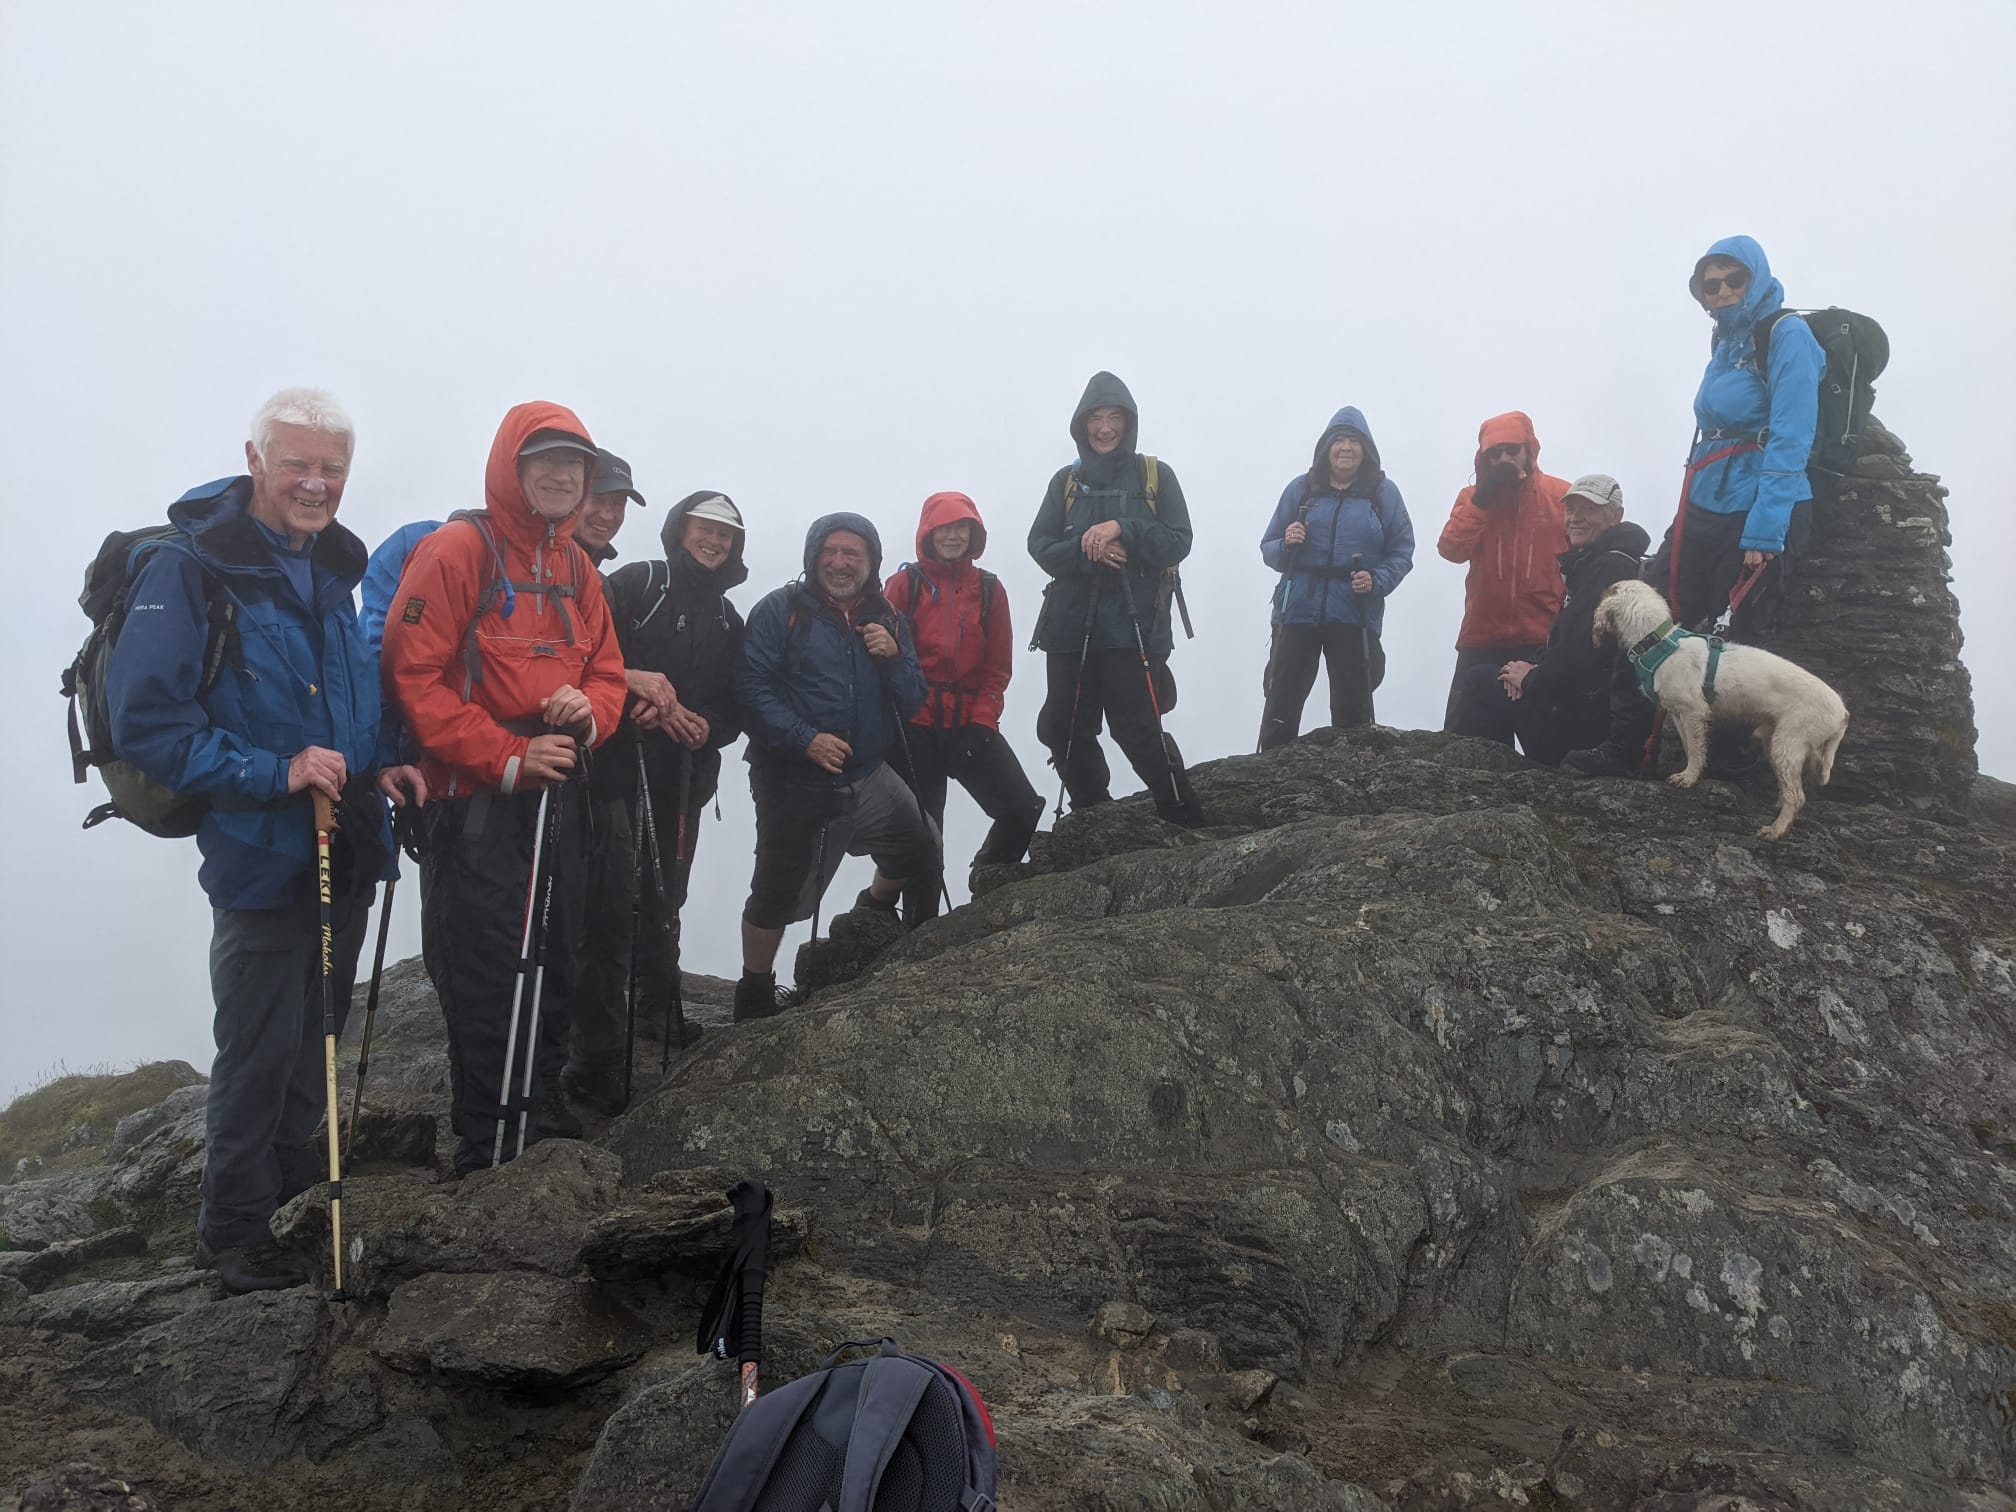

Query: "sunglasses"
<box><xmin>1698</xmin><ymin>268</ymin><xmax>1750</xmax><ymax>296</ymax></box>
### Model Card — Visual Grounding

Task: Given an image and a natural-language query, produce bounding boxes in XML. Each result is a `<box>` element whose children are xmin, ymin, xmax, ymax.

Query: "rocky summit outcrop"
<box><xmin>1</xmin><ymin>427</ymin><xmax>2008</xmax><ymax>1511</ymax></box>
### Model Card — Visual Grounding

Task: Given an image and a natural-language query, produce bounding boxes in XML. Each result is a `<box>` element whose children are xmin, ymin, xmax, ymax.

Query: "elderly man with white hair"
<box><xmin>1449</xmin><ymin>473</ymin><xmax>1650</xmax><ymax>766</ymax></box>
<box><xmin>109</xmin><ymin>388</ymin><xmax>425</xmax><ymax>1295</ymax></box>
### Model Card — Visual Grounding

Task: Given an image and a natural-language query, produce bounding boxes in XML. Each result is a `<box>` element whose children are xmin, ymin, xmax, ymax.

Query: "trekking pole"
<box><xmin>634</xmin><ymin>740</ymin><xmax>693</xmax><ymax>1076</ymax></box>
<box><xmin>310</xmin><ymin>792</ymin><xmax>348</xmax><ymax>1303</ymax></box>
<box><xmin>697</xmin><ymin>1178</ymin><xmax>775</xmax><ymax>1408</ymax></box>
<box><xmin>624</xmin><ymin>742</ymin><xmax>648</xmax><ymax>1107</ymax></box>
<box><xmin>1053</xmin><ymin>573</ymin><xmax>1104</xmax><ymax>820</ymax></box>
<box><xmin>1257</xmin><ymin>501</ymin><xmax>1316</xmax><ymax>752</ymax></box>
<box><xmin>493</xmin><ymin>785</ymin><xmax>552</xmax><ymax>1168</ymax></box>
<box><xmin>1351</xmin><ymin>552</ymin><xmax>1376</xmax><ymax>726</ymax></box>
<box><xmin>342</xmin><ymin>874</ymin><xmax>395</xmax><ymax>1164</ymax></box>
<box><xmin>668</xmin><ymin>745</ymin><xmax>692</xmax><ymax>1071</ymax></box>
<box><xmin>513</xmin><ymin>782</ymin><xmax>566</xmax><ymax>1159</ymax></box>
<box><xmin>1114</xmin><ymin>569</ymin><xmax>1186</xmax><ymax>808</ymax></box>
<box><xmin>883</xmin><ymin>670</ymin><xmax>956</xmax><ymax>917</ymax></box>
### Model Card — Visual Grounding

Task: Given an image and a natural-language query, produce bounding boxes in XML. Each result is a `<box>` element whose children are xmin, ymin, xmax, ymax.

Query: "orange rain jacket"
<box><xmin>381</xmin><ymin>402</ymin><xmax>629</xmax><ymax>798</ymax></box>
<box><xmin>1435</xmin><ymin>411</ymin><xmax>1571</xmax><ymax>650</ymax></box>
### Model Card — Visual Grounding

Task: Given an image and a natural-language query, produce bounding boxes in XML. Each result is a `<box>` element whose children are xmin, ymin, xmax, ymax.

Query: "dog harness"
<box><xmin>1626</xmin><ymin>618</ymin><xmax>1724</xmax><ymax>707</ymax></box>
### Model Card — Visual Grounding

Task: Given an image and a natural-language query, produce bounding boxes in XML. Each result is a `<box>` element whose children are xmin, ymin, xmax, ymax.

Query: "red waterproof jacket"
<box><xmin>882</xmin><ymin>492</ymin><xmax>1013</xmax><ymax>730</ymax></box>
<box><xmin>381</xmin><ymin>402</ymin><xmax>629</xmax><ymax>797</ymax></box>
<box><xmin>1435</xmin><ymin>411</ymin><xmax>1571</xmax><ymax>649</ymax></box>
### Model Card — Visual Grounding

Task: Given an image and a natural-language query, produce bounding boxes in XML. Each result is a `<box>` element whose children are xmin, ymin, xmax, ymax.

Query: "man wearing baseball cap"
<box><xmin>382</xmin><ymin>403</ymin><xmax>629</xmax><ymax>1173</ymax></box>
<box><xmin>1450</xmin><ymin>473</ymin><xmax>1648</xmax><ymax>766</ymax></box>
<box><xmin>565</xmin><ymin>487</ymin><xmax>752</xmax><ymax>1112</ymax></box>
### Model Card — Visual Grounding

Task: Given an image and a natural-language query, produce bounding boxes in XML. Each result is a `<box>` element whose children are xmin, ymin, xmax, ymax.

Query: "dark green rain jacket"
<box><xmin>1026</xmin><ymin>371</ymin><xmax>1194</xmax><ymax>655</ymax></box>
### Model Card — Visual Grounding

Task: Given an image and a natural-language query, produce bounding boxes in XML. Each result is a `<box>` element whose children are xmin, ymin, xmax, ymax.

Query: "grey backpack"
<box><xmin>688</xmin><ymin>1337</ymin><xmax>998</xmax><ymax>1512</ymax></box>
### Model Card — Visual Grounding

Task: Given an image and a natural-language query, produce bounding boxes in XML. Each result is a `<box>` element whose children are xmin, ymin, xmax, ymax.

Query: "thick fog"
<box><xmin>3</xmin><ymin>1</ymin><xmax>2010</xmax><ymax>1101</ymax></box>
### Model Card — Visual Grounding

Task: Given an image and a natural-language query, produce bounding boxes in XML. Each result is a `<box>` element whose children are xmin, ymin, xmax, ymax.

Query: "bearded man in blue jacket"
<box><xmin>108</xmin><ymin>388</ymin><xmax>425</xmax><ymax>1295</ymax></box>
<box><xmin>731</xmin><ymin>514</ymin><xmax>929</xmax><ymax>1021</ymax></box>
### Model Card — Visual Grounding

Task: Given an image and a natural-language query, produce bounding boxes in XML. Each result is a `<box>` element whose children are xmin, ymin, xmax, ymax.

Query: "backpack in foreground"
<box><xmin>1755</xmin><ymin>306</ymin><xmax>1889</xmax><ymax>475</ymax></box>
<box><xmin>62</xmin><ymin>524</ymin><xmax>237</xmax><ymax>837</ymax></box>
<box><xmin>689</xmin><ymin>1337</ymin><xmax>998</xmax><ymax>1512</ymax></box>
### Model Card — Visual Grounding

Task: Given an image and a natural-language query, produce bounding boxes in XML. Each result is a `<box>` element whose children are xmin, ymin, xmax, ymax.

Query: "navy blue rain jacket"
<box><xmin>1686</xmin><ymin>235</ymin><xmax>1826</xmax><ymax>553</ymax></box>
<box><xmin>736</xmin><ymin>512</ymin><xmax>927</xmax><ymax>781</ymax></box>
<box><xmin>108</xmin><ymin>478</ymin><xmax>394</xmax><ymax>911</ymax></box>
<box><xmin>1260</xmin><ymin>407</ymin><xmax>1415</xmax><ymax>631</ymax></box>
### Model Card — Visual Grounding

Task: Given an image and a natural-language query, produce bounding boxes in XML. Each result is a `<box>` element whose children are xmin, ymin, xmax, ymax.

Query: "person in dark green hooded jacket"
<box><xmin>1027</xmin><ymin>372</ymin><xmax>1201</xmax><ymax>824</ymax></box>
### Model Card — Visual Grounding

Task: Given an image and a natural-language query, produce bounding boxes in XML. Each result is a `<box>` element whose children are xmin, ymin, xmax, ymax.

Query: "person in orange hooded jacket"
<box><xmin>1435</xmin><ymin>411</ymin><xmax>1571</xmax><ymax>732</ymax></box>
<box><xmin>382</xmin><ymin>401</ymin><xmax>628</xmax><ymax>1176</ymax></box>
<box><xmin>883</xmin><ymin>492</ymin><xmax>1044</xmax><ymax>925</ymax></box>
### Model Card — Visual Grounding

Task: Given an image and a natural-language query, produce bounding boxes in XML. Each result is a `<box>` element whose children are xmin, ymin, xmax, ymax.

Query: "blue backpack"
<box><xmin>689</xmin><ymin>1337</ymin><xmax>998</xmax><ymax>1512</ymax></box>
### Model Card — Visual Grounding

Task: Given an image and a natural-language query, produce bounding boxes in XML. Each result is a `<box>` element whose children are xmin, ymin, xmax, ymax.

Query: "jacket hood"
<box><xmin>1069</xmin><ymin>371</ymin><xmax>1139</xmax><ymax>462</ymax></box>
<box><xmin>802</xmin><ymin>511</ymin><xmax>885</xmax><ymax>585</ymax></box>
<box><xmin>483</xmin><ymin>401</ymin><xmax>595</xmax><ymax>552</ymax></box>
<box><xmin>169</xmin><ymin>474</ymin><xmax>368</xmax><ymax>585</ymax></box>
<box><xmin>1472</xmin><ymin>411</ymin><xmax>1542</xmax><ymax>478</ymax></box>
<box><xmin>915</xmin><ymin>491</ymin><xmax>988</xmax><ymax>563</ymax></box>
<box><xmin>1311</xmin><ymin>405</ymin><xmax>1384</xmax><ymax>480</ymax></box>
<box><xmin>659</xmin><ymin>490</ymin><xmax>750</xmax><ymax>590</ymax></box>
<box><xmin>1690</xmin><ymin>234</ymin><xmax>1786</xmax><ymax>341</ymax></box>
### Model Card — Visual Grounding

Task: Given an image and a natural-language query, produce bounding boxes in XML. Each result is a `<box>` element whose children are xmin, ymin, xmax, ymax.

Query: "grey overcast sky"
<box><xmin>3</xmin><ymin>1</ymin><xmax>2010</xmax><ymax>1101</ymax></box>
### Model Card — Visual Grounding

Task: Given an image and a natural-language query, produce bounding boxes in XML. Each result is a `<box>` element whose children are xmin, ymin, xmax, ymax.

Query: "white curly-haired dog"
<box><xmin>1592</xmin><ymin>579</ymin><xmax>1849</xmax><ymax>840</ymax></box>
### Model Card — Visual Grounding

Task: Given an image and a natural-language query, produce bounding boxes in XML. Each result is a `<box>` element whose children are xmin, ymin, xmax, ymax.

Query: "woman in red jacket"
<box><xmin>884</xmin><ymin>492</ymin><xmax>1045</xmax><ymax>925</ymax></box>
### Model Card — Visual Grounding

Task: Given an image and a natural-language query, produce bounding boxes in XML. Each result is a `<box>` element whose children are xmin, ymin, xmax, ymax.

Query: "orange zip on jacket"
<box><xmin>1436</xmin><ymin>410</ymin><xmax>1572</xmax><ymax>649</ymax></box>
<box><xmin>382</xmin><ymin>401</ymin><xmax>629</xmax><ymax>798</ymax></box>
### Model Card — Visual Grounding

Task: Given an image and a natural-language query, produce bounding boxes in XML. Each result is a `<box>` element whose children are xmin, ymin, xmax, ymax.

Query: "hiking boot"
<box><xmin>1561</xmin><ymin>745</ymin><xmax>1638</xmax><ymax>778</ymax></box>
<box><xmin>536</xmin><ymin>1083</ymin><xmax>584</xmax><ymax>1140</ymax></box>
<box><xmin>734</xmin><ymin>972</ymin><xmax>800</xmax><ymax>1022</ymax></box>
<box><xmin>852</xmin><ymin>886</ymin><xmax>899</xmax><ymax>916</ymax></box>
<box><xmin>561</xmin><ymin>1064</ymin><xmax>628</xmax><ymax>1119</ymax></box>
<box><xmin>1157</xmin><ymin>801</ymin><xmax>1210</xmax><ymax>830</ymax></box>
<box><xmin>670</xmin><ymin>1017</ymin><xmax>707</xmax><ymax>1051</ymax></box>
<box><xmin>214</xmin><ymin>1241</ymin><xmax>307</xmax><ymax>1295</ymax></box>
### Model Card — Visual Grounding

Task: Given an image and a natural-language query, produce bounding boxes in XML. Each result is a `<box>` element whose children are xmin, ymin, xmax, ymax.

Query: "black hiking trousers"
<box><xmin>1443</xmin><ymin>643</ymin><xmax>1548</xmax><ymax>734</ymax></box>
<box><xmin>1258</xmin><ymin>622</ymin><xmax>1385</xmax><ymax>750</ymax></box>
<box><xmin>199</xmin><ymin>876</ymin><xmax>371</xmax><ymax>1252</ymax></box>
<box><xmin>892</xmin><ymin>723</ymin><xmax>1044</xmax><ymax>924</ymax></box>
<box><xmin>420</xmin><ymin>783</ymin><xmax>590</xmax><ymax>1176</ymax></box>
<box><xmin>568</xmin><ymin>788</ymin><xmax>702</xmax><ymax>1084</ymax></box>
<box><xmin>1038</xmin><ymin>648</ymin><xmax>1196</xmax><ymax>818</ymax></box>
<box><xmin>1454</xmin><ymin>662</ymin><xmax>1610</xmax><ymax>767</ymax></box>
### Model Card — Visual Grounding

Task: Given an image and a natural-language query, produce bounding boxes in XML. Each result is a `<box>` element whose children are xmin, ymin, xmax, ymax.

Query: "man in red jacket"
<box><xmin>1435</xmin><ymin>412</ymin><xmax>1571</xmax><ymax>732</ymax></box>
<box><xmin>382</xmin><ymin>401</ymin><xmax>628</xmax><ymax>1175</ymax></box>
<box><xmin>884</xmin><ymin>492</ymin><xmax>1043</xmax><ymax>925</ymax></box>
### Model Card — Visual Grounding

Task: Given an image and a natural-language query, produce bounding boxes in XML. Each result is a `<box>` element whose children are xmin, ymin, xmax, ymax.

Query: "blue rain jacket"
<box><xmin>1686</xmin><ymin>235</ymin><xmax>1826</xmax><ymax>553</ymax></box>
<box><xmin>1260</xmin><ymin>407</ymin><xmax>1415</xmax><ymax>630</ymax></box>
<box><xmin>108</xmin><ymin>477</ymin><xmax>394</xmax><ymax>911</ymax></box>
<box><xmin>736</xmin><ymin>512</ymin><xmax>927</xmax><ymax>781</ymax></box>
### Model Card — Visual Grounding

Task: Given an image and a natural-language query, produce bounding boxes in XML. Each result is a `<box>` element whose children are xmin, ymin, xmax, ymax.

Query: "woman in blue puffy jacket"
<box><xmin>1649</xmin><ymin>234</ymin><xmax>1826</xmax><ymax>635</ymax></box>
<box><xmin>1257</xmin><ymin>407</ymin><xmax>1415</xmax><ymax>749</ymax></box>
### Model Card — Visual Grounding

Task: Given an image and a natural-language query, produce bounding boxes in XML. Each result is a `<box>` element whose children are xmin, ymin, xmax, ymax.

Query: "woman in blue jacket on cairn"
<box><xmin>1256</xmin><ymin>407</ymin><xmax>1415</xmax><ymax>750</ymax></box>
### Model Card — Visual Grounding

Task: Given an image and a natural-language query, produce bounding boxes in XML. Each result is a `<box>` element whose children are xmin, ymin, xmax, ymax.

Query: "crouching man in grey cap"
<box><xmin>731</xmin><ymin>513</ymin><xmax>930</xmax><ymax>1021</ymax></box>
<box><xmin>1451</xmin><ymin>473</ymin><xmax>1649</xmax><ymax>765</ymax></box>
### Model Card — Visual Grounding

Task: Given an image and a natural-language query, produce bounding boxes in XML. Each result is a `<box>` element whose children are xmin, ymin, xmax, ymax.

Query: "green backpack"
<box><xmin>1755</xmin><ymin>307</ymin><xmax>1889</xmax><ymax>475</ymax></box>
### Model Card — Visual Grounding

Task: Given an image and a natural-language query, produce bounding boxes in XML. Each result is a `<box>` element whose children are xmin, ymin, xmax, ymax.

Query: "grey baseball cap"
<box><xmin>591</xmin><ymin>448</ymin><xmax>647</xmax><ymax>506</ymax></box>
<box><xmin>685</xmin><ymin>493</ymin><xmax>744</xmax><ymax>529</ymax></box>
<box><xmin>1562</xmin><ymin>473</ymin><xmax>1624</xmax><ymax>510</ymax></box>
<box><xmin>518</xmin><ymin>429</ymin><xmax>596</xmax><ymax>460</ymax></box>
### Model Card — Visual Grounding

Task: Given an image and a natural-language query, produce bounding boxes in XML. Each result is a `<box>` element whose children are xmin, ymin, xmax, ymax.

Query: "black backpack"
<box><xmin>689</xmin><ymin>1337</ymin><xmax>999</xmax><ymax>1512</ymax></box>
<box><xmin>1755</xmin><ymin>307</ymin><xmax>1889</xmax><ymax>474</ymax></box>
<box><xmin>62</xmin><ymin>525</ymin><xmax>238</xmax><ymax>837</ymax></box>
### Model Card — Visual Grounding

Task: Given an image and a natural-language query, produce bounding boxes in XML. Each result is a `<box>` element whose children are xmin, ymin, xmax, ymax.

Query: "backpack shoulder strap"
<box><xmin>1141</xmin><ymin>455</ymin><xmax>1159</xmax><ymax>514</ymax></box>
<box><xmin>837</xmin><ymin>1354</ymin><xmax>938</xmax><ymax>1512</ymax></box>
<box><xmin>688</xmin><ymin>1370</ymin><xmax>830</xmax><ymax>1511</ymax></box>
<box><xmin>1753</xmin><ymin>308</ymin><xmax>1796</xmax><ymax>371</ymax></box>
<box><xmin>977</xmin><ymin>569</ymin><xmax>998</xmax><ymax>637</ymax></box>
<box><xmin>633</xmin><ymin>558</ymin><xmax>670</xmax><ymax>631</ymax></box>
<box><xmin>1062</xmin><ymin>467</ymin><xmax>1080</xmax><ymax>515</ymax></box>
